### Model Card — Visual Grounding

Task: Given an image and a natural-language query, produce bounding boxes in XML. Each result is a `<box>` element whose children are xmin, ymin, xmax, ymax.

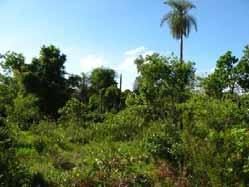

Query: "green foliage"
<box><xmin>0</xmin><ymin>123</ymin><xmax>33</xmax><ymax>187</ymax></box>
<box><xmin>0</xmin><ymin>150</ymin><xmax>32</xmax><ymax>187</ymax></box>
<box><xmin>143</xmin><ymin>122</ymin><xmax>182</xmax><ymax>168</ymax></box>
<box><xmin>0</xmin><ymin>77</ymin><xmax>17</xmax><ymax>117</ymax></box>
<box><xmin>58</xmin><ymin>98</ymin><xmax>86</xmax><ymax>125</ymax></box>
<box><xmin>180</xmin><ymin>95</ymin><xmax>249</xmax><ymax>186</ymax></box>
<box><xmin>1</xmin><ymin>43</ymin><xmax>249</xmax><ymax>186</ymax></box>
<box><xmin>135</xmin><ymin>53</ymin><xmax>195</xmax><ymax>123</ymax></box>
<box><xmin>92</xmin><ymin>107</ymin><xmax>146</xmax><ymax>142</ymax></box>
<box><xmin>0</xmin><ymin>45</ymin><xmax>70</xmax><ymax>119</ymax></box>
<box><xmin>67</xmin><ymin>73</ymin><xmax>90</xmax><ymax>103</ymax></box>
<box><xmin>7</xmin><ymin>94</ymin><xmax>41</xmax><ymax>130</ymax></box>
<box><xmin>135</xmin><ymin>54</ymin><xmax>195</xmax><ymax>103</ymax></box>
<box><xmin>239</xmin><ymin>94</ymin><xmax>249</xmax><ymax>123</ymax></box>
<box><xmin>88</xmin><ymin>67</ymin><xmax>120</xmax><ymax>113</ymax></box>
<box><xmin>202</xmin><ymin>46</ymin><xmax>249</xmax><ymax>99</ymax></box>
<box><xmin>0</xmin><ymin>52</ymin><xmax>26</xmax><ymax>75</ymax></box>
<box><xmin>102</xmin><ymin>85</ymin><xmax>120</xmax><ymax>112</ymax></box>
<box><xmin>125</xmin><ymin>92</ymin><xmax>144</xmax><ymax>107</ymax></box>
<box><xmin>161</xmin><ymin>0</ymin><xmax>197</xmax><ymax>63</ymax></box>
<box><xmin>22</xmin><ymin>45</ymin><xmax>68</xmax><ymax>118</ymax></box>
<box><xmin>90</xmin><ymin>67</ymin><xmax>117</xmax><ymax>90</ymax></box>
<box><xmin>237</xmin><ymin>45</ymin><xmax>249</xmax><ymax>92</ymax></box>
<box><xmin>182</xmin><ymin>95</ymin><xmax>243</xmax><ymax>132</ymax></box>
<box><xmin>202</xmin><ymin>51</ymin><xmax>239</xmax><ymax>98</ymax></box>
<box><xmin>88</xmin><ymin>86</ymin><xmax>121</xmax><ymax>113</ymax></box>
<box><xmin>161</xmin><ymin>0</ymin><xmax>197</xmax><ymax>39</ymax></box>
<box><xmin>88</xmin><ymin>93</ymin><xmax>101</xmax><ymax>112</ymax></box>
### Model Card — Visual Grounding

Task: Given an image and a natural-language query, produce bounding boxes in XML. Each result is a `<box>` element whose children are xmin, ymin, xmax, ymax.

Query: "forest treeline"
<box><xmin>0</xmin><ymin>44</ymin><xmax>249</xmax><ymax>186</ymax></box>
<box><xmin>1</xmin><ymin>0</ymin><xmax>249</xmax><ymax>186</ymax></box>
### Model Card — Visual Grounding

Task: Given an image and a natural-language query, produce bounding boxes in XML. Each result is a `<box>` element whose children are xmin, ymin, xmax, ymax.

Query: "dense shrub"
<box><xmin>180</xmin><ymin>96</ymin><xmax>249</xmax><ymax>186</ymax></box>
<box><xmin>0</xmin><ymin>125</ymin><xmax>32</xmax><ymax>187</ymax></box>
<box><xmin>143</xmin><ymin>122</ymin><xmax>182</xmax><ymax>168</ymax></box>
<box><xmin>1</xmin><ymin>44</ymin><xmax>249</xmax><ymax>186</ymax></box>
<box><xmin>91</xmin><ymin>107</ymin><xmax>146</xmax><ymax>142</ymax></box>
<box><xmin>7</xmin><ymin>94</ymin><xmax>41</xmax><ymax>130</ymax></box>
<box><xmin>58</xmin><ymin>98</ymin><xmax>86</xmax><ymax>124</ymax></box>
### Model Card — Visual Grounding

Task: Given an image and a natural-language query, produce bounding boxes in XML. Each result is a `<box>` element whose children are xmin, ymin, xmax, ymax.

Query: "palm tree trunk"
<box><xmin>119</xmin><ymin>74</ymin><xmax>122</xmax><ymax>111</ymax></box>
<box><xmin>100</xmin><ymin>90</ymin><xmax>103</xmax><ymax>113</ymax></box>
<box><xmin>180</xmin><ymin>35</ymin><xmax>183</xmax><ymax>64</ymax></box>
<box><xmin>179</xmin><ymin>34</ymin><xmax>184</xmax><ymax>177</ymax></box>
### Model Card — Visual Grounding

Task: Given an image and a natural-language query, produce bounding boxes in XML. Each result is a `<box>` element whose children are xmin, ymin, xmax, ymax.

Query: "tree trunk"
<box><xmin>180</xmin><ymin>35</ymin><xmax>184</xmax><ymax>130</ymax></box>
<box><xmin>100</xmin><ymin>90</ymin><xmax>103</xmax><ymax>113</ymax></box>
<box><xmin>180</xmin><ymin>35</ymin><xmax>183</xmax><ymax>64</ymax></box>
<box><xmin>179</xmin><ymin>34</ymin><xmax>184</xmax><ymax>177</ymax></box>
<box><xmin>119</xmin><ymin>74</ymin><xmax>122</xmax><ymax>111</ymax></box>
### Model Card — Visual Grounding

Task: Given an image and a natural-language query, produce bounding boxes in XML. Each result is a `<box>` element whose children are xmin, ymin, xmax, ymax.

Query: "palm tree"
<box><xmin>161</xmin><ymin>0</ymin><xmax>197</xmax><ymax>63</ymax></box>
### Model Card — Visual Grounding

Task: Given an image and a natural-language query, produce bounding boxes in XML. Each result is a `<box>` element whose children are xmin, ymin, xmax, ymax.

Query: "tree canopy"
<box><xmin>0</xmin><ymin>1</ymin><xmax>249</xmax><ymax>185</ymax></box>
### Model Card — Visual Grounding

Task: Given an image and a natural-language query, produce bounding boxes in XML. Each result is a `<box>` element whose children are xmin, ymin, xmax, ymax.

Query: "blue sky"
<box><xmin>0</xmin><ymin>0</ymin><xmax>249</xmax><ymax>89</ymax></box>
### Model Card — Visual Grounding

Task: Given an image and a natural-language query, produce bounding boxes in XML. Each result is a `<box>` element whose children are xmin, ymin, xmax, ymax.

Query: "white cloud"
<box><xmin>80</xmin><ymin>55</ymin><xmax>105</xmax><ymax>73</ymax></box>
<box><xmin>210</xmin><ymin>67</ymin><xmax>215</xmax><ymax>73</ymax></box>
<box><xmin>124</xmin><ymin>46</ymin><xmax>147</xmax><ymax>56</ymax></box>
<box><xmin>116</xmin><ymin>46</ymin><xmax>154</xmax><ymax>90</ymax></box>
<box><xmin>76</xmin><ymin>47</ymin><xmax>154</xmax><ymax>90</ymax></box>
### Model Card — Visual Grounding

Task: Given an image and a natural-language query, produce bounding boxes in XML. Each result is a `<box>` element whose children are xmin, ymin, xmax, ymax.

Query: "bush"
<box><xmin>181</xmin><ymin>95</ymin><xmax>242</xmax><ymax>132</ymax></box>
<box><xmin>92</xmin><ymin>107</ymin><xmax>146</xmax><ymax>142</ymax></box>
<box><xmin>58</xmin><ymin>98</ymin><xmax>87</xmax><ymax>125</ymax></box>
<box><xmin>180</xmin><ymin>95</ymin><xmax>249</xmax><ymax>186</ymax></box>
<box><xmin>143</xmin><ymin>122</ymin><xmax>182</xmax><ymax>168</ymax></box>
<box><xmin>7</xmin><ymin>93</ymin><xmax>41</xmax><ymax>130</ymax></box>
<box><xmin>0</xmin><ymin>125</ymin><xmax>32</xmax><ymax>187</ymax></box>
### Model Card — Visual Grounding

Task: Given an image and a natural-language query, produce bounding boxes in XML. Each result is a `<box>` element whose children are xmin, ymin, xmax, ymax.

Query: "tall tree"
<box><xmin>203</xmin><ymin>51</ymin><xmax>238</xmax><ymax>98</ymax></box>
<box><xmin>90</xmin><ymin>68</ymin><xmax>116</xmax><ymax>90</ymax></box>
<box><xmin>161</xmin><ymin>0</ymin><xmax>197</xmax><ymax>63</ymax></box>
<box><xmin>0</xmin><ymin>46</ymin><xmax>69</xmax><ymax>119</ymax></box>
<box><xmin>67</xmin><ymin>73</ymin><xmax>90</xmax><ymax>103</ymax></box>
<box><xmin>135</xmin><ymin>53</ymin><xmax>195</xmax><ymax>121</ymax></box>
<box><xmin>237</xmin><ymin>45</ymin><xmax>249</xmax><ymax>92</ymax></box>
<box><xmin>22</xmin><ymin>45</ymin><xmax>68</xmax><ymax>118</ymax></box>
<box><xmin>89</xmin><ymin>67</ymin><xmax>117</xmax><ymax>113</ymax></box>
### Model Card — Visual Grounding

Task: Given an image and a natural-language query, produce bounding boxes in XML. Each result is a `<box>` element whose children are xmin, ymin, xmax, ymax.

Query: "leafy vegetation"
<box><xmin>0</xmin><ymin>0</ymin><xmax>249</xmax><ymax>186</ymax></box>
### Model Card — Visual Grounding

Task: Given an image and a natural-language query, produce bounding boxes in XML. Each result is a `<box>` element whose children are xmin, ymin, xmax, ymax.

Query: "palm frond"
<box><xmin>160</xmin><ymin>12</ymin><xmax>173</xmax><ymax>27</ymax></box>
<box><xmin>183</xmin><ymin>14</ymin><xmax>197</xmax><ymax>36</ymax></box>
<box><xmin>161</xmin><ymin>0</ymin><xmax>197</xmax><ymax>39</ymax></box>
<box><xmin>187</xmin><ymin>14</ymin><xmax>197</xmax><ymax>31</ymax></box>
<box><xmin>164</xmin><ymin>0</ymin><xmax>182</xmax><ymax>9</ymax></box>
<box><xmin>164</xmin><ymin>0</ymin><xmax>195</xmax><ymax>13</ymax></box>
